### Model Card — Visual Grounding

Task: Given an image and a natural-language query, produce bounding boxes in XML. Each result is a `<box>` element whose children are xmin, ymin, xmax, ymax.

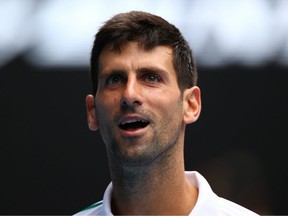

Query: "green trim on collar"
<box><xmin>81</xmin><ymin>200</ymin><xmax>103</xmax><ymax>212</ymax></box>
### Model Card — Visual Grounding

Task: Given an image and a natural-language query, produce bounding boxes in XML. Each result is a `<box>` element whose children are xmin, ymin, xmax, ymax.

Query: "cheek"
<box><xmin>96</xmin><ymin>96</ymin><xmax>119</xmax><ymax>120</ymax></box>
<box><xmin>156</xmin><ymin>98</ymin><xmax>183</xmax><ymax>120</ymax></box>
<box><xmin>169</xmin><ymin>95</ymin><xmax>184</xmax><ymax>115</ymax></box>
<box><xmin>163</xmin><ymin>90</ymin><xmax>182</xmax><ymax>107</ymax></box>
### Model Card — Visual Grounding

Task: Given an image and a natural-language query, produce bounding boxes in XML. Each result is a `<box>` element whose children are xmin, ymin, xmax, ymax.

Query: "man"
<box><xmin>75</xmin><ymin>11</ymin><xmax>259</xmax><ymax>215</ymax></box>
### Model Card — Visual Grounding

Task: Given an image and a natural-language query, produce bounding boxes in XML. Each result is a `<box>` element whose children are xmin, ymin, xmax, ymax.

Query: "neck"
<box><xmin>108</xmin><ymin>141</ymin><xmax>198</xmax><ymax>215</ymax></box>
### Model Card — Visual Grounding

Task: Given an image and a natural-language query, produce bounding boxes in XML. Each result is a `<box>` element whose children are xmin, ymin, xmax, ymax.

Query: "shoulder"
<box><xmin>218</xmin><ymin>198</ymin><xmax>259</xmax><ymax>216</ymax></box>
<box><xmin>185</xmin><ymin>171</ymin><xmax>259</xmax><ymax>216</ymax></box>
<box><xmin>73</xmin><ymin>201</ymin><xmax>104</xmax><ymax>216</ymax></box>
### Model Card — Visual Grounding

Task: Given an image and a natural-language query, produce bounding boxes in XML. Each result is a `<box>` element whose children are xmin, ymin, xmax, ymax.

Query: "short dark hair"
<box><xmin>90</xmin><ymin>11</ymin><xmax>197</xmax><ymax>94</ymax></box>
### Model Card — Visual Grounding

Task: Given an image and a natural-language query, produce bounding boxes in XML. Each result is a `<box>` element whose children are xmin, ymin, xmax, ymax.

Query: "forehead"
<box><xmin>98</xmin><ymin>42</ymin><xmax>175</xmax><ymax>75</ymax></box>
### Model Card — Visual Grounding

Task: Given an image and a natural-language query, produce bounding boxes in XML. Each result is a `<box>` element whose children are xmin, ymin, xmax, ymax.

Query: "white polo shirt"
<box><xmin>74</xmin><ymin>171</ymin><xmax>259</xmax><ymax>215</ymax></box>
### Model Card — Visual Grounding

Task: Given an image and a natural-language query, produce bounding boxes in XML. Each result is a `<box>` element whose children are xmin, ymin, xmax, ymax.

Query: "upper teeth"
<box><xmin>121</xmin><ymin>119</ymin><xmax>147</xmax><ymax>125</ymax></box>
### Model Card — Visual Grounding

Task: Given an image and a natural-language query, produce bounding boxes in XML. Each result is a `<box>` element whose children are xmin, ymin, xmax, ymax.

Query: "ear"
<box><xmin>86</xmin><ymin>94</ymin><xmax>99</xmax><ymax>131</ymax></box>
<box><xmin>183</xmin><ymin>86</ymin><xmax>201</xmax><ymax>124</ymax></box>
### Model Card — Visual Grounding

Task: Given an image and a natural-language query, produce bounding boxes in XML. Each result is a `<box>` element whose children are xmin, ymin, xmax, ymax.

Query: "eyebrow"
<box><xmin>98</xmin><ymin>69</ymin><xmax>126</xmax><ymax>80</ymax></box>
<box><xmin>136</xmin><ymin>66</ymin><xmax>169</xmax><ymax>76</ymax></box>
<box><xmin>99</xmin><ymin>66</ymin><xmax>169</xmax><ymax>81</ymax></box>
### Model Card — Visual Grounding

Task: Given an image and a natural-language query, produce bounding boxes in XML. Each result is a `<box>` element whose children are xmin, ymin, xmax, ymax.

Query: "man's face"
<box><xmin>92</xmin><ymin>42</ymin><xmax>189</xmax><ymax>166</ymax></box>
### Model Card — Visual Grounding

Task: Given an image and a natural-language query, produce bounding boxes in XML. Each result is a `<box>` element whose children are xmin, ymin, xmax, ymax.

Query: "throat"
<box><xmin>111</xmin><ymin>171</ymin><xmax>197</xmax><ymax>215</ymax></box>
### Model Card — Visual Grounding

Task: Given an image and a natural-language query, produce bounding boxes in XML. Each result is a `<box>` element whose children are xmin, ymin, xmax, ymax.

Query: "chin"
<box><xmin>114</xmin><ymin>148</ymin><xmax>158</xmax><ymax>168</ymax></box>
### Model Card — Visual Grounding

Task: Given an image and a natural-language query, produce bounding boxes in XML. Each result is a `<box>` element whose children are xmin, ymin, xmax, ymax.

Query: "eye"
<box><xmin>106</xmin><ymin>74</ymin><xmax>124</xmax><ymax>86</ymax></box>
<box><xmin>145</xmin><ymin>73</ymin><xmax>161</xmax><ymax>83</ymax></box>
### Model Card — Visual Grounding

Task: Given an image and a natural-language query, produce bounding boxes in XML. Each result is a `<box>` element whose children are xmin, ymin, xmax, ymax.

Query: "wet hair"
<box><xmin>90</xmin><ymin>11</ymin><xmax>197</xmax><ymax>94</ymax></box>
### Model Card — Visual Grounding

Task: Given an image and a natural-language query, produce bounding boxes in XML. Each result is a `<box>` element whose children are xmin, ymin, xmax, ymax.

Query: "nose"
<box><xmin>120</xmin><ymin>77</ymin><xmax>142</xmax><ymax>107</ymax></box>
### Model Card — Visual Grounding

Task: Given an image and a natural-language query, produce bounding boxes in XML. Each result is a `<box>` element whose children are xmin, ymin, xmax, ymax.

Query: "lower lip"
<box><xmin>119</xmin><ymin>126</ymin><xmax>148</xmax><ymax>137</ymax></box>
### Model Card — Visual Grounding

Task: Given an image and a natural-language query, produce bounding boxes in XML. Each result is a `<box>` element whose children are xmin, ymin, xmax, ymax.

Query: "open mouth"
<box><xmin>119</xmin><ymin>119</ymin><xmax>150</xmax><ymax>131</ymax></box>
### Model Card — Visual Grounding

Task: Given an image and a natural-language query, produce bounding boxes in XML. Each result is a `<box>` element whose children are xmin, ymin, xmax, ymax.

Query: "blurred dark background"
<box><xmin>1</xmin><ymin>0</ymin><xmax>288</xmax><ymax>215</ymax></box>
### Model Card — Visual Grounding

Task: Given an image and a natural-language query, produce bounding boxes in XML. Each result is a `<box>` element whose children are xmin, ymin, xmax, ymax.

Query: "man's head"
<box><xmin>90</xmin><ymin>11</ymin><xmax>197</xmax><ymax>94</ymax></box>
<box><xmin>86</xmin><ymin>11</ymin><xmax>201</xmax><ymax>166</ymax></box>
